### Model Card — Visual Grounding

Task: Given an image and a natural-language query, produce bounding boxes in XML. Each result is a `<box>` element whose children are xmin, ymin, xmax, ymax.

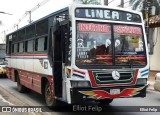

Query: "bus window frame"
<box><xmin>34</xmin><ymin>35</ymin><xmax>48</xmax><ymax>53</ymax></box>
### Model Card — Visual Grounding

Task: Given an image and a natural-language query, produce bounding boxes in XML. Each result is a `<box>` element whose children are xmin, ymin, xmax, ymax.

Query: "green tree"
<box><xmin>129</xmin><ymin>0</ymin><xmax>144</xmax><ymax>10</ymax></box>
<box><xmin>129</xmin><ymin>0</ymin><xmax>160</xmax><ymax>15</ymax></box>
<box><xmin>73</xmin><ymin>0</ymin><xmax>101</xmax><ymax>5</ymax></box>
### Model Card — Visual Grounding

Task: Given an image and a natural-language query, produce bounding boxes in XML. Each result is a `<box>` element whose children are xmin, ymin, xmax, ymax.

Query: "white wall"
<box><xmin>150</xmin><ymin>27</ymin><xmax>160</xmax><ymax>71</ymax></box>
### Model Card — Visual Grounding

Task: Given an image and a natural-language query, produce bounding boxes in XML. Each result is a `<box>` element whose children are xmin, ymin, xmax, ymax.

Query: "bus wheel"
<box><xmin>98</xmin><ymin>99</ymin><xmax>113</xmax><ymax>106</ymax></box>
<box><xmin>17</xmin><ymin>75</ymin><xmax>27</xmax><ymax>93</ymax></box>
<box><xmin>45</xmin><ymin>82</ymin><xmax>57</xmax><ymax>108</ymax></box>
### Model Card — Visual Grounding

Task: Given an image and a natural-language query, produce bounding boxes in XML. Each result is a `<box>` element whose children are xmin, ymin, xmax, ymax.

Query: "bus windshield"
<box><xmin>76</xmin><ymin>22</ymin><xmax>147</xmax><ymax>67</ymax></box>
<box><xmin>114</xmin><ymin>25</ymin><xmax>146</xmax><ymax>65</ymax></box>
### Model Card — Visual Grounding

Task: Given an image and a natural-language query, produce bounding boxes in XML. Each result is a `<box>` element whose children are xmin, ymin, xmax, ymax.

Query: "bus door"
<box><xmin>49</xmin><ymin>19</ymin><xmax>70</xmax><ymax>98</ymax></box>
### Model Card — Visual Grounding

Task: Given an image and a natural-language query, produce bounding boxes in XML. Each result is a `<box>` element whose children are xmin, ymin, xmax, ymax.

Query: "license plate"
<box><xmin>110</xmin><ymin>89</ymin><xmax>120</xmax><ymax>95</ymax></box>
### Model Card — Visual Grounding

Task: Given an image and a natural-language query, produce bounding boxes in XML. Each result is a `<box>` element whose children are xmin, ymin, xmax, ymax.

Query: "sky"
<box><xmin>0</xmin><ymin>0</ymin><xmax>73</xmax><ymax>42</ymax></box>
<box><xmin>0</xmin><ymin>0</ymin><xmax>129</xmax><ymax>43</ymax></box>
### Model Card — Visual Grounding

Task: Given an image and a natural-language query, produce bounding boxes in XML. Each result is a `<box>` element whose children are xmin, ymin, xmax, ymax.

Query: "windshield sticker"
<box><xmin>77</xmin><ymin>47</ymin><xmax>89</xmax><ymax>59</ymax></box>
<box><xmin>115</xmin><ymin>55</ymin><xmax>146</xmax><ymax>65</ymax></box>
<box><xmin>114</xmin><ymin>26</ymin><xmax>142</xmax><ymax>35</ymax></box>
<box><xmin>78</xmin><ymin>23</ymin><xmax>111</xmax><ymax>33</ymax></box>
<box><xmin>105</xmin><ymin>39</ymin><xmax>111</xmax><ymax>48</ymax></box>
<box><xmin>77</xmin><ymin>39</ymin><xmax>84</xmax><ymax>48</ymax></box>
<box><xmin>115</xmin><ymin>39</ymin><xmax>121</xmax><ymax>47</ymax></box>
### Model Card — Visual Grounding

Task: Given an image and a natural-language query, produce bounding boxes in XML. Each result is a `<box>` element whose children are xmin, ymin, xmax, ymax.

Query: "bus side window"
<box><xmin>44</xmin><ymin>36</ymin><xmax>48</xmax><ymax>51</ymax></box>
<box><xmin>27</xmin><ymin>40</ymin><xmax>34</xmax><ymax>52</ymax></box>
<box><xmin>11</xmin><ymin>44</ymin><xmax>14</xmax><ymax>53</ymax></box>
<box><xmin>35</xmin><ymin>39</ymin><xmax>38</xmax><ymax>51</ymax></box>
<box><xmin>38</xmin><ymin>37</ymin><xmax>45</xmax><ymax>51</ymax></box>
<box><xmin>35</xmin><ymin>36</ymin><xmax>48</xmax><ymax>52</ymax></box>
<box><xmin>6</xmin><ymin>41</ymin><xmax>12</xmax><ymax>54</ymax></box>
<box><xmin>14</xmin><ymin>43</ymin><xmax>18</xmax><ymax>53</ymax></box>
<box><xmin>25</xmin><ymin>41</ymin><xmax>28</xmax><ymax>52</ymax></box>
<box><xmin>19</xmin><ymin>42</ymin><xmax>24</xmax><ymax>53</ymax></box>
<box><xmin>17</xmin><ymin>43</ymin><xmax>19</xmax><ymax>53</ymax></box>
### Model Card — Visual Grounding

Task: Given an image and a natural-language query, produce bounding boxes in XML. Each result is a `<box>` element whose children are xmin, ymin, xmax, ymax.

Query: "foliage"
<box><xmin>129</xmin><ymin>0</ymin><xmax>160</xmax><ymax>15</ymax></box>
<box><xmin>73</xmin><ymin>0</ymin><xmax>101</xmax><ymax>5</ymax></box>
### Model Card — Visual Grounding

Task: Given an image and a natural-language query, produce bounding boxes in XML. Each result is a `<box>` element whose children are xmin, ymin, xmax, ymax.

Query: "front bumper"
<box><xmin>70</xmin><ymin>85</ymin><xmax>147</xmax><ymax>104</ymax></box>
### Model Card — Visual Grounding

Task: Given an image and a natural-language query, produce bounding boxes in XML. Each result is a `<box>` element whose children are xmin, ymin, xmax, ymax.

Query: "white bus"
<box><xmin>6</xmin><ymin>4</ymin><xmax>149</xmax><ymax>108</ymax></box>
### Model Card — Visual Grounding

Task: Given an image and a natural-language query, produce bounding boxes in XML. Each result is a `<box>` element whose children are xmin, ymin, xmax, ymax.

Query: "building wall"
<box><xmin>150</xmin><ymin>27</ymin><xmax>160</xmax><ymax>71</ymax></box>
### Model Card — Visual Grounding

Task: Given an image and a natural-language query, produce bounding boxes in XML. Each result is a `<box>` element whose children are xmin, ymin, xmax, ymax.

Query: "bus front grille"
<box><xmin>95</xmin><ymin>72</ymin><xmax>133</xmax><ymax>83</ymax></box>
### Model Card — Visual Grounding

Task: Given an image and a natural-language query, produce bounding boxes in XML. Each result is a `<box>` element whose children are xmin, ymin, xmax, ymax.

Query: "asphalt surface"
<box><xmin>0</xmin><ymin>75</ymin><xmax>160</xmax><ymax>115</ymax></box>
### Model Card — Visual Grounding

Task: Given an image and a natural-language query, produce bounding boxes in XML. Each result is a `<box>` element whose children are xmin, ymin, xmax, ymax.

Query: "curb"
<box><xmin>147</xmin><ymin>80</ymin><xmax>155</xmax><ymax>91</ymax></box>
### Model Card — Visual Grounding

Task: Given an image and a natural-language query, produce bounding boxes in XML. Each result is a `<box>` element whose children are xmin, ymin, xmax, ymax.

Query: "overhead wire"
<box><xmin>108</xmin><ymin>0</ymin><xmax>115</xmax><ymax>5</ymax></box>
<box><xmin>1</xmin><ymin>0</ymin><xmax>50</xmax><ymax>42</ymax></box>
<box><xmin>15</xmin><ymin>0</ymin><xmax>50</xmax><ymax>28</ymax></box>
<box><xmin>116</xmin><ymin>0</ymin><xmax>130</xmax><ymax>8</ymax></box>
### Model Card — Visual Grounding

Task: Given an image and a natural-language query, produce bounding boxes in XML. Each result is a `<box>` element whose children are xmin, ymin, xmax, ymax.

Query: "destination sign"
<box><xmin>78</xmin><ymin>23</ymin><xmax>111</xmax><ymax>33</ymax></box>
<box><xmin>75</xmin><ymin>8</ymin><xmax>141</xmax><ymax>23</ymax></box>
<box><xmin>114</xmin><ymin>25</ymin><xmax>142</xmax><ymax>35</ymax></box>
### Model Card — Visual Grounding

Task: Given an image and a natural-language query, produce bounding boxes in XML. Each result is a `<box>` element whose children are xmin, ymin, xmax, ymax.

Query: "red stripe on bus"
<box><xmin>132</xmin><ymin>69</ymin><xmax>138</xmax><ymax>84</ymax></box>
<box><xmin>73</xmin><ymin>70</ymin><xmax>85</xmax><ymax>75</ymax></box>
<box><xmin>88</xmin><ymin>70</ymin><xmax>97</xmax><ymax>87</ymax></box>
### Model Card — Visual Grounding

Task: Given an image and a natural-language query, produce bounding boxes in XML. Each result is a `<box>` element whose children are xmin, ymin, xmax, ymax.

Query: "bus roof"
<box><xmin>71</xmin><ymin>3</ymin><xmax>142</xmax><ymax>16</ymax></box>
<box><xmin>7</xmin><ymin>7</ymin><xmax>69</xmax><ymax>36</ymax></box>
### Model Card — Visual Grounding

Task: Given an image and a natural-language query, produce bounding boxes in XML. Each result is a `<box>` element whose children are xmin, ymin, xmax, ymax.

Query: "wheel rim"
<box><xmin>45</xmin><ymin>85</ymin><xmax>54</xmax><ymax>106</ymax></box>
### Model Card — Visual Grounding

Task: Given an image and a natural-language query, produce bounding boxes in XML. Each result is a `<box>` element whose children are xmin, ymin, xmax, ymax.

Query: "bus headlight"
<box><xmin>71</xmin><ymin>81</ymin><xmax>91</xmax><ymax>88</ymax></box>
<box><xmin>136</xmin><ymin>78</ymin><xmax>147</xmax><ymax>85</ymax></box>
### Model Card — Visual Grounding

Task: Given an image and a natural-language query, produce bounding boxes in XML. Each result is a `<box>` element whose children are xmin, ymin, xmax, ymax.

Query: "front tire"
<box><xmin>17</xmin><ymin>74</ymin><xmax>28</xmax><ymax>93</ymax></box>
<box><xmin>45</xmin><ymin>82</ymin><xmax>57</xmax><ymax>109</ymax></box>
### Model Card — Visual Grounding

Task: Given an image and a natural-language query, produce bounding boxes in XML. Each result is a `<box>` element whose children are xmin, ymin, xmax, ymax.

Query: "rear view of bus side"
<box><xmin>5</xmin><ymin>4</ymin><xmax>149</xmax><ymax>108</ymax></box>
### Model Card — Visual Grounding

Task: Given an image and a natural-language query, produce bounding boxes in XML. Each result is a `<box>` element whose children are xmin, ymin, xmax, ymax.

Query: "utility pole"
<box><xmin>120</xmin><ymin>0</ymin><xmax>124</xmax><ymax>8</ymax></box>
<box><xmin>104</xmin><ymin>0</ymin><xmax>108</xmax><ymax>5</ymax></box>
<box><xmin>27</xmin><ymin>11</ymin><xmax>32</xmax><ymax>24</ymax></box>
<box><xmin>145</xmin><ymin>0</ymin><xmax>152</xmax><ymax>43</ymax></box>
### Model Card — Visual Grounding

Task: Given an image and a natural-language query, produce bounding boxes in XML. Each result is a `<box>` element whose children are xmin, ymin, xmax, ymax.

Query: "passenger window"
<box><xmin>25</xmin><ymin>41</ymin><xmax>28</xmax><ymax>52</ymax></box>
<box><xmin>18</xmin><ymin>29</ymin><xmax>25</xmax><ymax>40</ymax></box>
<box><xmin>35</xmin><ymin>39</ymin><xmax>38</xmax><ymax>51</ymax></box>
<box><xmin>26</xmin><ymin>25</ymin><xmax>35</xmax><ymax>39</ymax></box>
<box><xmin>17</xmin><ymin>43</ymin><xmax>19</xmax><ymax>53</ymax></box>
<box><xmin>38</xmin><ymin>37</ymin><xmax>45</xmax><ymax>51</ymax></box>
<box><xmin>27</xmin><ymin>40</ymin><xmax>34</xmax><ymax>52</ymax></box>
<box><xmin>19</xmin><ymin>42</ymin><xmax>24</xmax><ymax>53</ymax></box>
<box><xmin>36</xmin><ymin>20</ymin><xmax>48</xmax><ymax>36</ymax></box>
<box><xmin>12</xmin><ymin>44</ymin><xmax>14</xmax><ymax>53</ymax></box>
<box><xmin>14</xmin><ymin>44</ymin><xmax>18</xmax><ymax>53</ymax></box>
<box><xmin>35</xmin><ymin>37</ymin><xmax>48</xmax><ymax>52</ymax></box>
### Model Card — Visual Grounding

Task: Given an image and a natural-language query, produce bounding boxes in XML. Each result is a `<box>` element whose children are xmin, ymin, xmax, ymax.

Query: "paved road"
<box><xmin>0</xmin><ymin>78</ymin><xmax>160</xmax><ymax>115</ymax></box>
